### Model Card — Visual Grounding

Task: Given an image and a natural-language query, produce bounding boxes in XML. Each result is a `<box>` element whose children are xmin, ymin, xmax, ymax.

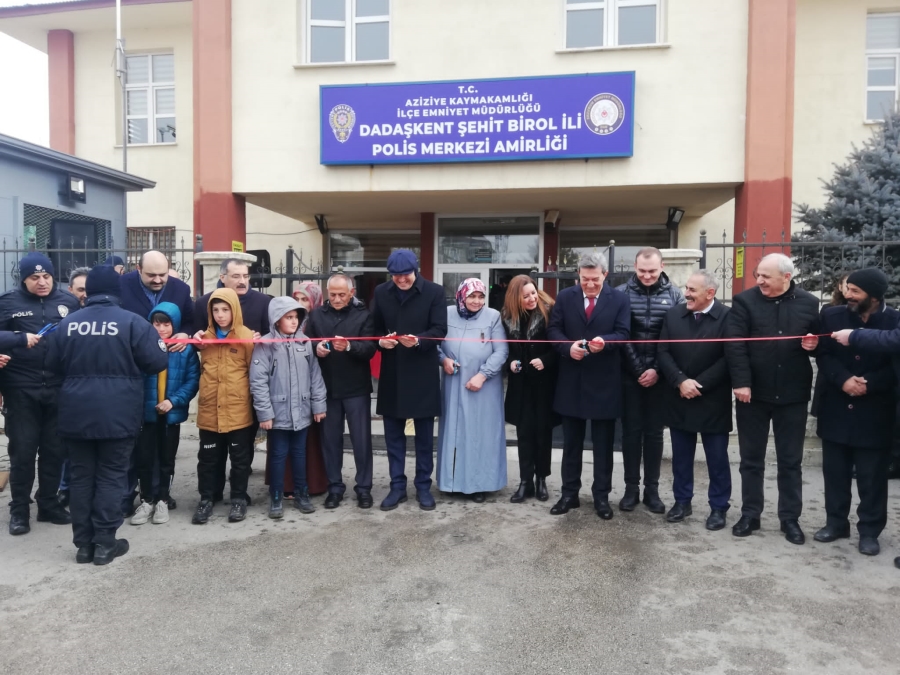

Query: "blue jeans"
<box><xmin>59</xmin><ymin>459</ymin><xmax>71</xmax><ymax>491</ymax></box>
<box><xmin>670</xmin><ymin>428</ymin><xmax>732</xmax><ymax>511</ymax></box>
<box><xmin>268</xmin><ymin>428</ymin><xmax>309</xmax><ymax>496</ymax></box>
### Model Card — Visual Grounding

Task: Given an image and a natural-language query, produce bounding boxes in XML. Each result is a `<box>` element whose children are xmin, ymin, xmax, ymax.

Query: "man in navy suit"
<box><xmin>546</xmin><ymin>252</ymin><xmax>631</xmax><ymax>519</ymax></box>
<box><xmin>120</xmin><ymin>250</ymin><xmax>194</xmax><ymax>344</ymax></box>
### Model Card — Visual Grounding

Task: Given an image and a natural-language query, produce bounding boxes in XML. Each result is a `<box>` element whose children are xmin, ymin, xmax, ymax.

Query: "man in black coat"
<box><xmin>725</xmin><ymin>253</ymin><xmax>819</xmax><ymax>544</ymax></box>
<box><xmin>657</xmin><ymin>271</ymin><xmax>732</xmax><ymax>530</ymax></box>
<box><xmin>0</xmin><ymin>252</ymin><xmax>81</xmax><ymax>535</ymax></box>
<box><xmin>46</xmin><ymin>266</ymin><xmax>168</xmax><ymax>565</ymax></box>
<box><xmin>816</xmin><ymin>268</ymin><xmax>898</xmax><ymax>557</ymax></box>
<box><xmin>371</xmin><ymin>250</ymin><xmax>447</xmax><ymax>512</ymax></box>
<box><xmin>120</xmin><ymin>250</ymin><xmax>194</xmax><ymax>342</ymax></box>
<box><xmin>306</xmin><ymin>274</ymin><xmax>376</xmax><ymax>509</ymax></box>
<box><xmin>546</xmin><ymin>252</ymin><xmax>630</xmax><ymax>520</ymax></box>
<box><xmin>616</xmin><ymin>247</ymin><xmax>684</xmax><ymax>514</ymax></box>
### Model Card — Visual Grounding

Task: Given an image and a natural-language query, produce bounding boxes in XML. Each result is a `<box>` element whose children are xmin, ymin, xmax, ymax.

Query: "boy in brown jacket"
<box><xmin>191</xmin><ymin>288</ymin><xmax>256</xmax><ymax>524</ymax></box>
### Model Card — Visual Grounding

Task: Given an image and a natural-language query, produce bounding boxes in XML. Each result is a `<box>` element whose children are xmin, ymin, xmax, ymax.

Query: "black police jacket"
<box><xmin>616</xmin><ymin>273</ymin><xmax>684</xmax><ymax>377</ymax></box>
<box><xmin>0</xmin><ymin>283</ymin><xmax>81</xmax><ymax>389</ymax></box>
<box><xmin>46</xmin><ymin>295</ymin><xmax>169</xmax><ymax>439</ymax></box>
<box><xmin>305</xmin><ymin>298</ymin><xmax>376</xmax><ymax>400</ymax></box>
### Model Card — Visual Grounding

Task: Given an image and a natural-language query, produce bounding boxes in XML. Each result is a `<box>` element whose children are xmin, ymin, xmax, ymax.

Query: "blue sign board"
<box><xmin>320</xmin><ymin>72</ymin><xmax>635</xmax><ymax>165</ymax></box>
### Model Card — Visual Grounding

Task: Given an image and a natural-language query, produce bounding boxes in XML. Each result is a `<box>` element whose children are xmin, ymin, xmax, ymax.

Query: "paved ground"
<box><xmin>1</xmin><ymin>437</ymin><xmax>899</xmax><ymax>675</ymax></box>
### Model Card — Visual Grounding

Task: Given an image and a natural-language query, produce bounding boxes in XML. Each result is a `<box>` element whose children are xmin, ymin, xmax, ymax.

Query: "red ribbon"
<box><xmin>167</xmin><ymin>334</ymin><xmax>831</xmax><ymax>345</ymax></box>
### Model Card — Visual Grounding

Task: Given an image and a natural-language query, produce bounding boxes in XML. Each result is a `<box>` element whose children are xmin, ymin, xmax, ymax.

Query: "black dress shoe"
<box><xmin>706</xmin><ymin>509</ymin><xmax>727</xmax><ymax>531</ymax></box>
<box><xmin>642</xmin><ymin>490</ymin><xmax>666</xmax><ymax>514</ymax></box>
<box><xmin>37</xmin><ymin>508</ymin><xmax>72</xmax><ymax>525</ymax></box>
<box><xmin>93</xmin><ymin>539</ymin><xmax>129</xmax><ymax>566</ymax></box>
<box><xmin>894</xmin><ymin>556</ymin><xmax>900</xmax><ymax>569</ymax></box>
<box><xmin>357</xmin><ymin>491</ymin><xmax>373</xmax><ymax>509</ymax></box>
<box><xmin>888</xmin><ymin>461</ymin><xmax>900</xmax><ymax>480</ymax></box>
<box><xmin>595</xmin><ymin>501</ymin><xmax>613</xmax><ymax>520</ymax></box>
<box><xmin>732</xmin><ymin>515</ymin><xmax>761</xmax><ymax>537</ymax></box>
<box><xmin>8</xmin><ymin>515</ymin><xmax>30</xmax><ymax>536</ymax></box>
<box><xmin>781</xmin><ymin>519</ymin><xmax>805</xmax><ymax>545</ymax></box>
<box><xmin>859</xmin><ymin>536</ymin><xmax>880</xmax><ymax>556</ymax></box>
<box><xmin>666</xmin><ymin>502</ymin><xmax>692</xmax><ymax>523</ymax></box>
<box><xmin>510</xmin><ymin>481</ymin><xmax>535</xmax><ymax>503</ymax></box>
<box><xmin>324</xmin><ymin>493</ymin><xmax>343</xmax><ymax>509</ymax></box>
<box><xmin>471</xmin><ymin>492</ymin><xmax>486</xmax><ymax>503</ymax></box>
<box><xmin>813</xmin><ymin>524</ymin><xmax>851</xmax><ymax>543</ymax></box>
<box><xmin>75</xmin><ymin>545</ymin><xmax>94</xmax><ymax>564</ymax></box>
<box><xmin>535</xmin><ymin>477</ymin><xmax>549</xmax><ymax>502</ymax></box>
<box><xmin>618</xmin><ymin>490</ymin><xmax>639</xmax><ymax>512</ymax></box>
<box><xmin>550</xmin><ymin>495</ymin><xmax>580</xmax><ymax>515</ymax></box>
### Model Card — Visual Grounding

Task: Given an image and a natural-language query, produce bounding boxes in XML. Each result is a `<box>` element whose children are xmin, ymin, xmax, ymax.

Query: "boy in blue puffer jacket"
<box><xmin>131</xmin><ymin>302</ymin><xmax>200</xmax><ymax>525</ymax></box>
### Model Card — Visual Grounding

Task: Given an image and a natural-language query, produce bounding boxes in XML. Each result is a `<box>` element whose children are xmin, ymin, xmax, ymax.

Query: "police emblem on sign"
<box><xmin>584</xmin><ymin>93</ymin><xmax>625</xmax><ymax>136</ymax></box>
<box><xmin>158</xmin><ymin>338</ymin><xmax>167</xmax><ymax>352</ymax></box>
<box><xmin>329</xmin><ymin>104</ymin><xmax>356</xmax><ymax>143</ymax></box>
<box><xmin>58</xmin><ymin>305</ymin><xmax>69</xmax><ymax>318</ymax></box>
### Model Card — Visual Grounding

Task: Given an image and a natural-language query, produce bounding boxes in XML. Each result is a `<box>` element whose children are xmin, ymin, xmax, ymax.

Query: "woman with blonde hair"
<box><xmin>501</xmin><ymin>275</ymin><xmax>560</xmax><ymax>503</ymax></box>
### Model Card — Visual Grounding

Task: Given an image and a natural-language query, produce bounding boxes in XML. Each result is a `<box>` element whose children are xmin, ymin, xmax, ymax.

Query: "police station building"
<box><xmin>0</xmin><ymin>0</ymin><xmax>892</xmax><ymax>300</ymax></box>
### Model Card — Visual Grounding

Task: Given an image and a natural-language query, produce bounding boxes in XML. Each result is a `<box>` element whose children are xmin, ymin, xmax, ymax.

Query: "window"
<box><xmin>564</xmin><ymin>0</ymin><xmax>659</xmax><ymax>49</ymax></box>
<box><xmin>866</xmin><ymin>14</ymin><xmax>900</xmax><ymax>121</ymax></box>
<box><xmin>306</xmin><ymin>0</ymin><xmax>390</xmax><ymax>64</ymax></box>
<box><xmin>125</xmin><ymin>54</ymin><xmax>176</xmax><ymax>144</ymax></box>
<box><xmin>127</xmin><ymin>227</ymin><xmax>177</xmax><ymax>261</ymax></box>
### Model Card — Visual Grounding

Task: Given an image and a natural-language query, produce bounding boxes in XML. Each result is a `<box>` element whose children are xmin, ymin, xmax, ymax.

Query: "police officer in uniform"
<box><xmin>47</xmin><ymin>266</ymin><xmax>168</xmax><ymax>565</ymax></box>
<box><xmin>0</xmin><ymin>252</ymin><xmax>81</xmax><ymax>535</ymax></box>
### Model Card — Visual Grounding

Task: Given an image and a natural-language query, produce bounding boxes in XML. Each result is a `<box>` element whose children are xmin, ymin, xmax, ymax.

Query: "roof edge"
<box><xmin>0</xmin><ymin>0</ymin><xmax>189</xmax><ymax>20</ymax></box>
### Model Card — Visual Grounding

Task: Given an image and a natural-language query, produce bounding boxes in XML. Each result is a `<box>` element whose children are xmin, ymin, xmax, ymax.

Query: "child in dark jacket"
<box><xmin>131</xmin><ymin>302</ymin><xmax>200</xmax><ymax>526</ymax></box>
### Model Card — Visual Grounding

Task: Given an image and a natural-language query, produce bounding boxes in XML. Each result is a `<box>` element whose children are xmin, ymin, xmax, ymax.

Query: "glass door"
<box><xmin>439</xmin><ymin>267</ymin><xmax>489</xmax><ymax>306</ymax></box>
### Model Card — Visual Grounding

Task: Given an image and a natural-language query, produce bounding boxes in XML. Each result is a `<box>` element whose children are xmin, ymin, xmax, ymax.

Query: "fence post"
<box><xmin>608</xmin><ymin>240</ymin><xmax>616</xmax><ymax>274</ymax></box>
<box><xmin>286</xmin><ymin>246</ymin><xmax>297</xmax><ymax>298</ymax></box>
<box><xmin>193</xmin><ymin>234</ymin><xmax>203</xmax><ymax>298</ymax></box>
<box><xmin>699</xmin><ymin>229</ymin><xmax>707</xmax><ymax>269</ymax></box>
<box><xmin>27</xmin><ymin>237</ymin><xmax>35</xmax><ymax>253</ymax></box>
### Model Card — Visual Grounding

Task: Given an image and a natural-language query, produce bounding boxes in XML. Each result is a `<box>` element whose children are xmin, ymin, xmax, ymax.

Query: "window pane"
<box><xmin>311</xmin><ymin>25</ymin><xmax>346</xmax><ymax>62</ymax></box>
<box><xmin>155</xmin><ymin>87</ymin><xmax>176</xmax><ymax>115</ymax></box>
<box><xmin>311</xmin><ymin>0</ymin><xmax>345</xmax><ymax>21</ymax></box>
<box><xmin>867</xmin><ymin>90</ymin><xmax>896</xmax><ymax>120</ymax></box>
<box><xmin>127</xmin><ymin>89</ymin><xmax>147</xmax><ymax>115</ymax></box>
<box><xmin>438</xmin><ymin>217</ymin><xmax>539</xmax><ymax>265</ymax></box>
<box><xmin>127</xmin><ymin>118</ymin><xmax>148</xmax><ymax>144</ymax></box>
<box><xmin>356</xmin><ymin>0</ymin><xmax>388</xmax><ymax>17</ymax></box>
<box><xmin>330</xmin><ymin>232</ymin><xmax>420</xmax><ymax>268</ymax></box>
<box><xmin>618</xmin><ymin>5</ymin><xmax>657</xmax><ymax>45</ymax></box>
<box><xmin>126</xmin><ymin>55</ymin><xmax>148</xmax><ymax>84</ymax></box>
<box><xmin>356</xmin><ymin>21</ymin><xmax>389</xmax><ymax>61</ymax></box>
<box><xmin>155</xmin><ymin>117</ymin><xmax>176</xmax><ymax>143</ymax></box>
<box><xmin>869</xmin><ymin>58</ymin><xmax>896</xmax><ymax>86</ymax></box>
<box><xmin>566</xmin><ymin>8</ymin><xmax>603</xmax><ymax>48</ymax></box>
<box><xmin>867</xmin><ymin>15</ymin><xmax>900</xmax><ymax>50</ymax></box>
<box><xmin>152</xmin><ymin>54</ymin><xmax>174</xmax><ymax>83</ymax></box>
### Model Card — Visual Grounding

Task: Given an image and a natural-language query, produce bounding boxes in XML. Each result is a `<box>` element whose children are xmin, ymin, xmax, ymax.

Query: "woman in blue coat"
<box><xmin>436</xmin><ymin>278</ymin><xmax>509</xmax><ymax>502</ymax></box>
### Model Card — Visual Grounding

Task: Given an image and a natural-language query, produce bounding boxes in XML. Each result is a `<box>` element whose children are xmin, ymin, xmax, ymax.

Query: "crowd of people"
<box><xmin>2</xmin><ymin>245</ymin><xmax>900</xmax><ymax>570</ymax></box>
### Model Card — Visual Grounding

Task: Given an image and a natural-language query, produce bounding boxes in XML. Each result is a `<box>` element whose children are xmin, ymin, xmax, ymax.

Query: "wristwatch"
<box><xmin>345</xmin><ymin>341</ymin><xmax>351</xmax><ymax>352</ymax></box>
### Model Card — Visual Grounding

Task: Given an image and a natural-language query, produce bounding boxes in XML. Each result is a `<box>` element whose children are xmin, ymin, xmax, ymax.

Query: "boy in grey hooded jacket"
<box><xmin>250</xmin><ymin>297</ymin><xmax>327</xmax><ymax>517</ymax></box>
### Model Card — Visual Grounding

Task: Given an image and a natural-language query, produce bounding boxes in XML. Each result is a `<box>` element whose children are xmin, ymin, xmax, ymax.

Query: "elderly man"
<box><xmin>121</xmin><ymin>250</ymin><xmax>194</xmax><ymax>343</ymax></box>
<box><xmin>371</xmin><ymin>249</ymin><xmax>447</xmax><ymax>512</ymax></box>
<box><xmin>0</xmin><ymin>252</ymin><xmax>81</xmax><ymax>535</ymax></box>
<box><xmin>616</xmin><ymin>247</ymin><xmax>684</xmax><ymax>514</ymax></box>
<box><xmin>725</xmin><ymin>253</ymin><xmax>819</xmax><ymax>544</ymax></box>
<box><xmin>546</xmin><ymin>252</ymin><xmax>630</xmax><ymax>519</ymax></box>
<box><xmin>306</xmin><ymin>274</ymin><xmax>376</xmax><ymax>508</ymax></box>
<box><xmin>821</xmin><ymin>269</ymin><xmax>898</xmax><ymax>557</ymax></box>
<box><xmin>657</xmin><ymin>271</ymin><xmax>733</xmax><ymax>529</ymax></box>
<box><xmin>67</xmin><ymin>267</ymin><xmax>90</xmax><ymax>306</ymax></box>
<box><xmin>194</xmin><ymin>259</ymin><xmax>272</xmax><ymax>337</ymax></box>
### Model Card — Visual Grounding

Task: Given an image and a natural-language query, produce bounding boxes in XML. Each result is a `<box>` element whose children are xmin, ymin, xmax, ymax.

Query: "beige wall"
<box><xmin>231</xmin><ymin>0</ymin><xmax>748</xmax><ymax>206</ymax></box>
<box><xmin>245</xmin><ymin>204</ymin><xmax>323</xmax><ymax>273</ymax></box>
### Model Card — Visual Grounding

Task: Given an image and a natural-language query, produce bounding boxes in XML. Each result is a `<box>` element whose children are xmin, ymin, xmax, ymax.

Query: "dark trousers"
<box><xmin>736</xmin><ymin>399</ymin><xmax>807</xmax><ymax>520</ymax></box>
<box><xmin>621</xmin><ymin>377</ymin><xmax>664</xmax><ymax>491</ymax></box>
<box><xmin>198</xmin><ymin>427</ymin><xmax>253</xmax><ymax>501</ymax></box>
<box><xmin>516</xmin><ymin>417</ymin><xmax>552</xmax><ymax>482</ymax></box>
<box><xmin>268</xmin><ymin>428</ymin><xmax>309</xmax><ymax>496</ymax></box>
<box><xmin>320</xmin><ymin>395</ymin><xmax>373</xmax><ymax>495</ymax></box>
<box><xmin>822</xmin><ymin>440</ymin><xmax>890</xmax><ymax>538</ymax></box>
<box><xmin>6</xmin><ymin>387</ymin><xmax>64</xmax><ymax>517</ymax></box>
<box><xmin>137</xmin><ymin>422</ymin><xmax>181</xmax><ymax>503</ymax></box>
<box><xmin>382</xmin><ymin>416</ymin><xmax>434</xmax><ymax>492</ymax></box>
<box><xmin>214</xmin><ymin>418</ymin><xmax>259</xmax><ymax>500</ymax></box>
<box><xmin>560</xmin><ymin>416</ymin><xmax>615</xmax><ymax>501</ymax></box>
<box><xmin>67</xmin><ymin>437</ymin><xmax>133</xmax><ymax>548</ymax></box>
<box><xmin>670</xmin><ymin>428</ymin><xmax>732</xmax><ymax>511</ymax></box>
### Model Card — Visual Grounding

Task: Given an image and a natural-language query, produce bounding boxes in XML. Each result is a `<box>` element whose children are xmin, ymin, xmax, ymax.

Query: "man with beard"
<box><xmin>823</xmin><ymin>269</ymin><xmax>899</xmax><ymax>557</ymax></box>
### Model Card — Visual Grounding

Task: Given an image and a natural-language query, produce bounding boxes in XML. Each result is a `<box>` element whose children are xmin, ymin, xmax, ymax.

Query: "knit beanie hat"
<box><xmin>86</xmin><ymin>265</ymin><xmax>122</xmax><ymax>297</ymax></box>
<box><xmin>846</xmin><ymin>268</ymin><xmax>888</xmax><ymax>301</ymax></box>
<box><xmin>386</xmin><ymin>249</ymin><xmax>418</xmax><ymax>275</ymax></box>
<box><xmin>19</xmin><ymin>252</ymin><xmax>54</xmax><ymax>279</ymax></box>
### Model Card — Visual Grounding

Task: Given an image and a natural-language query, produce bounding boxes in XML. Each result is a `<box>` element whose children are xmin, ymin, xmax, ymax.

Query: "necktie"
<box><xmin>694</xmin><ymin>312</ymin><xmax>702</xmax><ymax>322</ymax></box>
<box><xmin>586</xmin><ymin>296</ymin><xmax>596</xmax><ymax>319</ymax></box>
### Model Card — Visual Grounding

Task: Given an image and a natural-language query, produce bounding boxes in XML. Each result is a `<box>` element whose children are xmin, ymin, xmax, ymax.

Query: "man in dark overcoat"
<box><xmin>371</xmin><ymin>250</ymin><xmax>447</xmax><ymax>512</ymax></box>
<box><xmin>657</xmin><ymin>270</ymin><xmax>732</xmax><ymax>530</ymax></box>
<box><xmin>546</xmin><ymin>252</ymin><xmax>630</xmax><ymax>520</ymax></box>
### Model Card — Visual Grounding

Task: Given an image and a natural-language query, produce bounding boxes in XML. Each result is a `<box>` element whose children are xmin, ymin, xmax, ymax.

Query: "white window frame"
<box><xmin>865</xmin><ymin>13</ymin><xmax>900</xmax><ymax>123</ymax></box>
<box><xmin>125</xmin><ymin>53</ymin><xmax>176</xmax><ymax>146</ymax></box>
<box><xmin>562</xmin><ymin>0</ymin><xmax>661</xmax><ymax>51</ymax></box>
<box><xmin>305</xmin><ymin>0</ymin><xmax>391</xmax><ymax>65</ymax></box>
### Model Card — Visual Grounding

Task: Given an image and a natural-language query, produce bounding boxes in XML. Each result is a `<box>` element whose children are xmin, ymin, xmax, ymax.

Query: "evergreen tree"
<box><xmin>794</xmin><ymin>110</ymin><xmax>900</xmax><ymax>300</ymax></box>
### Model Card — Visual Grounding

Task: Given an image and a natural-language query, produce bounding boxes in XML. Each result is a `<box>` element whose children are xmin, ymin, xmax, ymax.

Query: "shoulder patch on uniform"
<box><xmin>58</xmin><ymin>305</ymin><xmax>69</xmax><ymax>317</ymax></box>
<box><xmin>158</xmin><ymin>339</ymin><xmax>167</xmax><ymax>352</ymax></box>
